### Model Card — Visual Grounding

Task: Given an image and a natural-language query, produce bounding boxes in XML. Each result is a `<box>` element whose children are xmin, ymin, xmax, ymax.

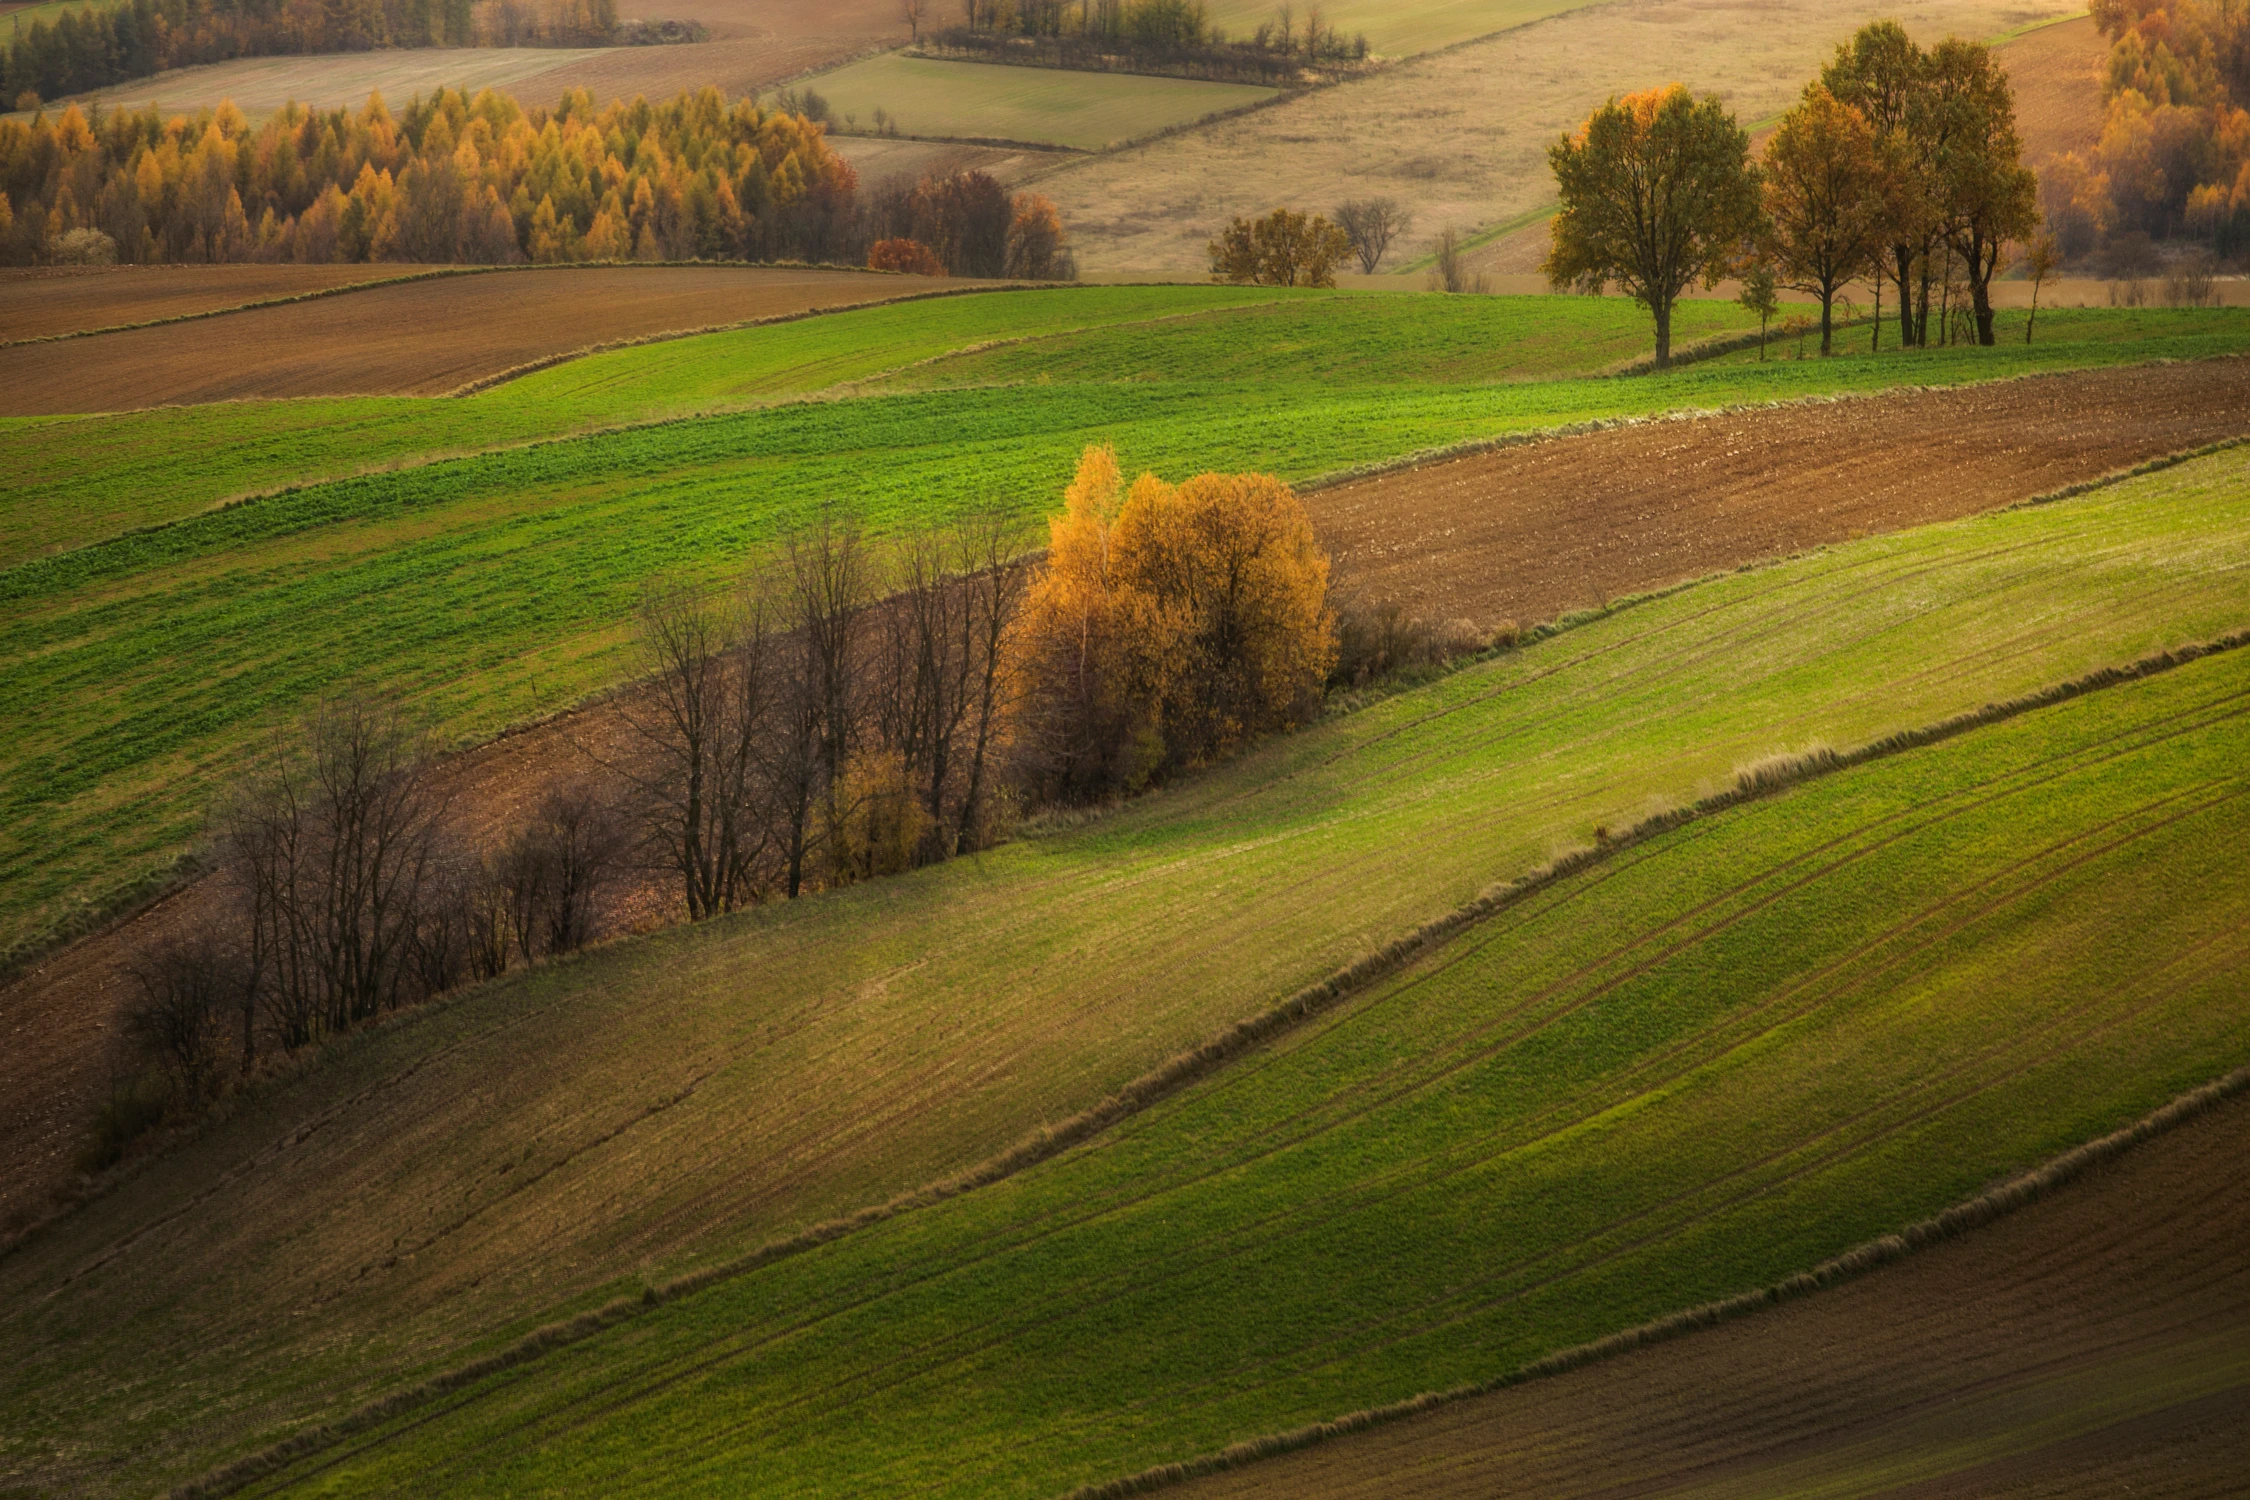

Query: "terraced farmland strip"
<box><xmin>227</xmin><ymin>631</ymin><xmax>2250</xmax><ymax>1498</ymax></box>
<box><xmin>4</xmin><ymin>452</ymin><xmax>2248</xmax><ymax>1493</ymax></box>
<box><xmin>1169</xmin><ymin>1089</ymin><xmax>2250</xmax><ymax>1499</ymax></box>
<box><xmin>0</xmin><ymin>263</ymin><xmax>426</xmax><ymax>342</ymax></box>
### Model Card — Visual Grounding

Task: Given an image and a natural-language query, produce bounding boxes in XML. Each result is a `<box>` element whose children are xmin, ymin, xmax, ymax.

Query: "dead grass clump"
<box><xmin>1732</xmin><ymin>743</ymin><xmax>1840</xmax><ymax>797</ymax></box>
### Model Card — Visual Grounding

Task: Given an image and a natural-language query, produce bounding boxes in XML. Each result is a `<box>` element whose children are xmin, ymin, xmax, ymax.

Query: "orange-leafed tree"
<box><xmin>1109</xmin><ymin>470</ymin><xmax>1335</xmax><ymax>767</ymax></box>
<box><xmin>1762</xmin><ymin>84</ymin><xmax>1889</xmax><ymax>354</ymax></box>
<box><xmin>1009</xmin><ymin>447</ymin><xmax>1336</xmax><ymax>799</ymax></box>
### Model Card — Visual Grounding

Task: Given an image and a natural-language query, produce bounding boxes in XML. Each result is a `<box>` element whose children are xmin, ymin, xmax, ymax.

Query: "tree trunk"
<box><xmin>1652</xmin><ymin>297</ymin><xmax>1672</xmax><ymax>369</ymax></box>
<box><xmin>1893</xmin><ymin>246</ymin><xmax>1913</xmax><ymax>348</ymax></box>
<box><xmin>1818</xmin><ymin>286</ymin><xmax>1834</xmax><ymax>355</ymax></box>
<box><xmin>1967</xmin><ymin>236</ymin><xmax>1998</xmax><ymax>346</ymax></box>
<box><xmin>1872</xmin><ymin>267</ymin><xmax>1882</xmax><ymax>353</ymax></box>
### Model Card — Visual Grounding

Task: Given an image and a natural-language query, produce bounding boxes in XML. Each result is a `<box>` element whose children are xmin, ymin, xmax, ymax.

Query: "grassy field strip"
<box><xmin>227</xmin><ymin>641</ymin><xmax>2250</xmax><ymax>1498</ymax></box>
<box><xmin>7</xmin><ymin>454</ymin><xmax>2248</xmax><ymax>1494</ymax></box>
<box><xmin>1198</xmin><ymin>0</ymin><xmax>1592</xmax><ymax>58</ymax></box>
<box><xmin>0</xmin><ymin>285</ymin><xmax>1298</xmax><ymax>568</ymax></box>
<box><xmin>6</xmin><ymin>311</ymin><xmax>2247</xmax><ymax>951</ymax></box>
<box><xmin>794</xmin><ymin>54</ymin><xmax>1280</xmax><ymax>151</ymax></box>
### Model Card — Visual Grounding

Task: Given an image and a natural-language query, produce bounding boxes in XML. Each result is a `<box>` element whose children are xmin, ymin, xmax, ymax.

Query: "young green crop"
<box><xmin>6</xmin><ymin>454</ymin><xmax>2249</xmax><ymax>1494</ymax></box>
<box><xmin>231</xmin><ymin>620</ymin><xmax>2250</xmax><ymax>1498</ymax></box>
<box><xmin>6</xmin><ymin>308</ymin><xmax>2250</xmax><ymax>950</ymax></box>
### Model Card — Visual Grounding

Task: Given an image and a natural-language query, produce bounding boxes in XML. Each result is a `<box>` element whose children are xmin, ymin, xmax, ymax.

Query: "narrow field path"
<box><xmin>1306</xmin><ymin>356</ymin><xmax>2250</xmax><ymax>630</ymax></box>
<box><xmin>6</xmin><ymin>356</ymin><xmax>2247</xmax><ymax>1235</ymax></box>
<box><xmin>1169</xmin><ymin>1085</ymin><xmax>2250</xmax><ymax>1500</ymax></box>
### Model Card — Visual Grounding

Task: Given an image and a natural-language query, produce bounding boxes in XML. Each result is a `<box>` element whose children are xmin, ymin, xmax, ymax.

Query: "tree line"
<box><xmin>2045</xmin><ymin>0</ymin><xmax>2250</xmax><ymax>263</ymax></box>
<box><xmin>1543</xmin><ymin>22</ymin><xmax>2040</xmax><ymax>366</ymax></box>
<box><xmin>0</xmin><ymin>0</ymin><xmax>686</xmax><ymax>114</ymax></box>
<box><xmin>111</xmin><ymin>449</ymin><xmax>1445</xmax><ymax>1158</ymax></box>
<box><xmin>864</xmin><ymin>167</ymin><xmax>1073</xmax><ymax>279</ymax></box>
<box><xmin>923</xmin><ymin>0</ymin><xmax>1370</xmax><ymax>86</ymax></box>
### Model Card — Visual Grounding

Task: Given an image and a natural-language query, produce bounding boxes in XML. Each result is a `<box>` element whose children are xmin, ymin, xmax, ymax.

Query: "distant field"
<box><xmin>0</xmin><ymin>264</ymin><xmax>960</xmax><ymax>414</ymax></box>
<box><xmin>1179</xmin><ymin>1062</ymin><xmax>2250</xmax><ymax>1497</ymax></box>
<box><xmin>0</xmin><ymin>263</ymin><xmax>423</xmax><ymax>341</ymax></box>
<box><xmin>34</xmin><ymin>46</ymin><xmax>607</xmax><ymax>121</ymax></box>
<box><xmin>795</xmin><ymin>53</ymin><xmax>1279</xmax><ymax>149</ymax></box>
<box><xmin>7</xmin><ymin>300</ymin><xmax>2249</xmax><ymax>955</ymax></box>
<box><xmin>1040</xmin><ymin>0</ymin><xmax>2082</xmax><ymax>275</ymax></box>
<box><xmin>1203</xmin><ymin>0</ymin><xmax>1587</xmax><ymax>56</ymax></box>
<box><xmin>9</xmin><ymin>455</ymin><xmax>2249</xmax><ymax>1493</ymax></box>
<box><xmin>230</xmin><ymin>646</ymin><xmax>2250</xmax><ymax>1499</ymax></box>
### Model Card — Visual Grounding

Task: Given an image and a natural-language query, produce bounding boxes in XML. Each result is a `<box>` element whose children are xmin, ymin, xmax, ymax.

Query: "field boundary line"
<box><xmin>166</xmin><ymin>627</ymin><xmax>2250</xmax><ymax>1500</ymax></box>
<box><xmin>0</xmin><ymin>259</ymin><xmax>937</xmax><ymax>352</ymax></box>
<box><xmin>1057</xmin><ymin>1063</ymin><xmax>2250</xmax><ymax>1500</ymax></box>
<box><xmin>1292</xmin><ymin>354</ymin><xmax>2247</xmax><ymax>497</ymax></box>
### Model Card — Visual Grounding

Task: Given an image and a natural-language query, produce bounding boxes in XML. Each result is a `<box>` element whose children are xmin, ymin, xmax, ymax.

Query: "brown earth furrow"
<box><xmin>6</xmin><ymin>356</ymin><xmax>2248</xmax><ymax>1247</ymax></box>
<box><xmin>0</xmin><ymin>263</ymin><xmax>959</xmax><ymax>413</ymax></box>
<box><xmin>1168</xmin><ymin>1092</ymin><xmax>2250</xmax><ymax>1500</ymax></box>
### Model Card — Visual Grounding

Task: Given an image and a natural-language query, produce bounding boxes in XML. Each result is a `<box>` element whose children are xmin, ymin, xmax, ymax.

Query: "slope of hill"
<box><xmin>1174</xmin><ymin>1079</ymin><xmax>2250</xmax><ymax>1499</ymax></box>
<box><xmin>206</xmin><ymin>615</ymin><xmax>2250</xmax><ymax>1497</ymax></box>
<box><xmin>4</xmin><ymin>448</ymin><xmax>2248</xmax><ymax>1493</ymax></box>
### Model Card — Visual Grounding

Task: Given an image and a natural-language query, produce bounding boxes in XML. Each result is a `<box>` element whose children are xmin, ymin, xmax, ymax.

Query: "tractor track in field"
<box><xmin>1166</xmin><ymin>1085</ymin><xmax>2250</xmax><ymax>1500</ymax></box>
<box><xmin>291</xmin><ymin>712</ymin><xmax>2250</xmax><ymax>1486</ymax></box>
<box><xmin>5</xmin><ymin>357</ymin><xmax>2250</xmax><ymax>1246</ymax></box>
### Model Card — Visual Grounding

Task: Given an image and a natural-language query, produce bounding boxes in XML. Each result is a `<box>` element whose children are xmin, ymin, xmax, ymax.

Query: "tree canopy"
<box><xmin>1543</xmin><ymin>84</ymin><xmax>1762</xmax><ymax>368</ymax></box>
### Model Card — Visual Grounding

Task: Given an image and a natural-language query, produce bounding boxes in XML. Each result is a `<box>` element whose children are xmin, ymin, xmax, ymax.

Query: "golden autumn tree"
<box><xmin>1762</xmin><ymin>85</ymin><xmax>1888</xmax><ymax>354</ymax></box>
<box><xmin>1009</xmin><ymin>447</ymin><xmax>1336</xmax><ymax>799</ymax></box>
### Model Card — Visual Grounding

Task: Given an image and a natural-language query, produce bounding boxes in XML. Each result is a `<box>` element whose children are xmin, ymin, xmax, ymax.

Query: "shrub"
<box><xmin>1208</xmin><ymin>208</ymin><xmax>1353</xmax><ymax>287</ymax></box>
<box><xmin>869</xmin><ymin>237</ymin><xmax>947</xmax><ymax>276</ymax></box>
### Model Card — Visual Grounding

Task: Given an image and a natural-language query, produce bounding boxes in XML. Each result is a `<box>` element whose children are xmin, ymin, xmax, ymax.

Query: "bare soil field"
<box><xmin>0</xmin><ymin>264</ymin><xmax>429</xmax><ymax>342</ymax></box>
<box><xmin>1309</xmin><ymin>356</ymin><xmax>2250</xmax><ymax>629</ymax></box>
<box><xmin>0</xmin><ymin>264</ymin><xmax>954</xmax><ymax>413</ymax></box>
<box><xmin>1175</xmin><ymin>1084</ymin><xmax>2250</xmax><ymax>1500</ymax></box>
<box><xmin>8</xmin><ymin>355</ymin><xmax>2249</xmax><ymax>1233</ymax></box>
<box><xmin>1470</xmin><ymin>13</ymin><xmax>2108</xmax><ymax>277</ymax></box>
<box><xmin>1034</xmin><ymin>0</ymin><xmax>2079</xmax><ymax>276</ymax></box>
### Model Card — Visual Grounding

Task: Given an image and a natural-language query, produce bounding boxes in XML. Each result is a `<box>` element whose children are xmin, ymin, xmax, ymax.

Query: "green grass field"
<box><xmin>7</xmin><ymin>450</ymin><xmax>2249</xmax><ymax>1492</ymax></box>
<box><xmin>1200</xmin><ymin>0</ymin><xmax>1587</xmax><ymax>57</ymax></box>
<box><xmin>799</xmin><ymin>54</ymin><xmax>1278</xmax><ymax>149</ymax></box>
<box><xmin>231</xmin><ymin>642</ymin><xmax>2250</xmax><ymax>1498</ymax></box>
<box><xmin>5</xmin><ymin>294</ymin><xmax>2249</xmax><ymax>955</ymax></box>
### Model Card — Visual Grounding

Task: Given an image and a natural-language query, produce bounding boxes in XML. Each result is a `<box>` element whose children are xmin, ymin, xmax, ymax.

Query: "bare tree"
<box><xmin>1334</xmin><ymin>198</ymin><xmax>1411</xmax><ymax>274</ymax></box>
<box><xmin>218</xmin><ymin>698</ymin><xmax>444</xmax><ymax>1049</ymax></box>
<box><xmin>1426</xmin><ymin>227</ymin><xmax>1488</xmax><ymax>294</ymax></box>
<box><xmin>901</xmin><ymin>0</ymin><xmax>927</xmax><ymax>41</ymax></box>
<box><xmin>530</xmin><ymin>790</ymin><xmax>626</xmax><ymax>954</ymax></box>
<box><xmin>785</xmin><ymin>517</ymin><xmax>876</xmax><ymax>895</ymax></box>
<box><xmin>617</xmin><ymin>578</ymin><xmax>778</xmax><ymax>920</ymax></box>
<box><xmin>126</xmin><ymin>928</ymin><xmax>233</xmax><ymax>1103</ymax></box>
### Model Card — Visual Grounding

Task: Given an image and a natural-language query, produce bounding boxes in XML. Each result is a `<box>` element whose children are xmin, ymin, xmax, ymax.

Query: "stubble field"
<box><xmin>1035</xmin><ymin>0</ymin><xmax>2080</xmax><ymax>276</ymax></box>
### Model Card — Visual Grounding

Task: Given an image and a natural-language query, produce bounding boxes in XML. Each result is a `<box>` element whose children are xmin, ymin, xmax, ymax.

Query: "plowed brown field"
<box><xmin>1308</xmin><ymin>357</ymin><xmax>2250</xmax><ymax>629</ymax></box>
<box><xmin>1173</xmin><ymin>1086</ymin><xmax>2250</xmax><ymax>1500</ymax></box>
<box><xmin>0</xmin><ymin>264</ymin><xmax>424</xmax><ymax>342</ymax></box>
<box><xmin>7</xmin><ymin>356</ymin><xmax>2249</xmax><ymax>1234</ymax></box>
<box><xmin>0</xmin><ymin>264</ymin><xmax>955</xmax><ymax>413</ymax></box>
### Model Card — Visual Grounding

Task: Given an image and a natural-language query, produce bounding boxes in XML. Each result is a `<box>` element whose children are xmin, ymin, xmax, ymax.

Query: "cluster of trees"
<box><xmin>1012</xmin><ymin>447</ymin><xmax>1336</xmax><ymax>797</ymax></box>
<box><xmin>0</xmin><ymin>86</ymin><xmax>867</xmax><ymax>266</ymax></box>
<box><xmin>2044</xmin><ymin>0</ymin><xmax>2250</xmax><ymax>261</ymax></box>
<box><xmin>117</xmin><ymin>453</ymin><xmax>1357</xmax><ymax>1136</ymax></box>
<box><xmin>1207</xmin><ymin>206</ymin><xmax>1352</xmax><ymax>286</ymax></box>
<box><xmin>110</xmin><ymin>461</ymin><xmax>1335</xmax><ymax>1119</ymax></box>
<box><xmin>864</xmin><ymin>167</ymin><xmax>1073</xmax><ymax>278</ymax></box>
<box><xmin>922</xmin><ymin>0</ymin><xmax>1368</xmax><ymax>85</ymax></box>
<box><xmin>1544</xmin><ymin>23</ymin><xmax>2040</xmax><ymax>365</ymax></box>
<box><xmin>0</xmin><ymin>0</ymin><xmax>675</xmax><ymax>114</ymax></box>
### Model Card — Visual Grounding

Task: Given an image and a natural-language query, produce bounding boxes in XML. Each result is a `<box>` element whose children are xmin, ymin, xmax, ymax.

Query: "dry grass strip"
<box><xmin>168</xmin><ymin>619</ymin><xmax>2250</xmax><ymax>1500</ymax></box>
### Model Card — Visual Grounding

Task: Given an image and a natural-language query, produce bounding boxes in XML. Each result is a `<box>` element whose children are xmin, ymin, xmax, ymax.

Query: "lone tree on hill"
<box><xmin>1763</xmin><ymin>84</ymin><xmax>1888</xmax><ymax>355</ymax></box>
<box><xmin>1209</xmin><ymin>208</ymin><xmax>1354</xmax><ymax>287</ymax></box>
<box><xmin>1544</xmin><ymin>84</ymin><xmax>1764</xmax><ymax>368</ymax></box>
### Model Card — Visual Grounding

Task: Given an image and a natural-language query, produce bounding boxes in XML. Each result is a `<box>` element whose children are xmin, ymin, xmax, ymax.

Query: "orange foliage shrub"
<box><xmin>868</xmin><ymin>237</ymin><xmax>947</xmax><ymax>276</ymax></box>
<box><xmin>1010</xmin><ymin>446</ymin><xmax>1335</xmax><ymax>799</ymax></box>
